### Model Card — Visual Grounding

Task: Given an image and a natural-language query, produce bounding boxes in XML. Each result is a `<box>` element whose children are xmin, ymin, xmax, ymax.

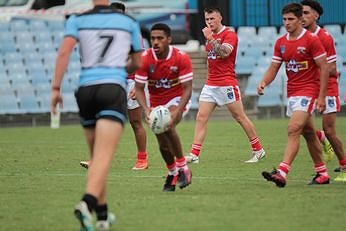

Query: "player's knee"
<box><xmin>287</xmin><ymin>123</ymin><xmax>302</xmax><ymax>136</ymax></box>
<box><xmin>196</xmin><ymin>112</ymin><xmax>209</xmax><ymax>123</ymax></box>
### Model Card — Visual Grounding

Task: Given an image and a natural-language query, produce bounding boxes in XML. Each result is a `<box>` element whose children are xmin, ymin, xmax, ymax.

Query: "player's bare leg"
<box><xmin>187</xmin><ymin>102</ymin><xmax>216</xmax><ymax>163</ymax></box>
<box><xmin>129</xmin><ymin>107</ymin><xmax>148</xmax><ymax>170</ymax></box>
<box><xmin>79</xmin><ymin>128</ymin><xmax>95</xmax><ymax>169</ymax></box>
<box><xmin>227</xmin><ymin>101</ymin><xmax>265</xmax><ymax>162</ymax></box>
<box><xmin>322</xmin><ymin>113</ymin><xmax>346</xmax><ymax>181</ymax></box>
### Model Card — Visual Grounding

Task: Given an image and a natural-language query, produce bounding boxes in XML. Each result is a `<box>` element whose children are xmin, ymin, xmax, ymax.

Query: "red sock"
<box><xmin>278</xmin><ymin>162</ymin><xmax>291</xmax><ymax>178</ymax></box>
<box><xmin>315</xmin><ymin>130</ymin><xmax>325</xmax><ymax>142</ymax></box>
<box><xmin>250</xmin><ymin>137</ymin><xmax>262</xmax><ymax>151</ymax></box>
<box><xmin>137</xmin><ymin>151</ymin><xmax>147</xmax><ymax>160</ymax></box>
<box><xmin>190</xmin><ymin>143</ymin><xmax>202</xmax><ymax>156</ymax></box>
<box><xmin>339</xmin><ymin>157</ymin><xmax>346</xmax><ymax>170</ymax></box>
<box><xmin>176</xmin><ymin>157</ymin><xmax>187</xmax><ymax>170</ymax></box>
<box><xmin>166</xmin><ymin>162</ymin><xmax>178</xmax><ymax>175</ymax></box>
<box><xmin>314</xmin><ymin>162</ymin><xmax>328</xmax><ymax>177</ymax></box>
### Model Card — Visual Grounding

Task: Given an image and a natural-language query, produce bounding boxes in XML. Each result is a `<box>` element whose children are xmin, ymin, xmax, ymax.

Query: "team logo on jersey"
<box><xmin>280</xmin><ymin>45</ymin><xmax>285</xmax><ymax>54</ymax></box>
<box><xmin>328</xmin><ymin>99</ymin><xmax>335</xmax><ymax>107</ymax></box>
<box><xmin>226</xmin><ymin>88</ymin><xmax>234</xmax><ymax>100</ymax></box>
<box><xmin>154</xmin><ymin>78</ymin><xmax>171</xmax><ymax>89</ymax></box>
<box><xmin>297</xmin><ymin>46</ymin><xmax>306</xmax><ymax>54</ymax></box>
<box><xmin>286</xmin><ymin>59</ymin><xmax>308</xmax><ymax>73</ymax></box>
<box><xmin>149</xmin><ymin>64</ymin><xmax>155</xmax><ymax>73</ymax></box>
<box><xmin>207</xmin><ymin>50</ymin><xmax>217</xmax><ymax>60</ymax></box>
<box><xmin>170</xmin><ymin>66</ymin><xmax>178</xmax><ymax>73</ymax></box>
<box><xmin>300</xmin><ymin>98</ymin><xmax>308</xmax><ymax>107</ymax></box>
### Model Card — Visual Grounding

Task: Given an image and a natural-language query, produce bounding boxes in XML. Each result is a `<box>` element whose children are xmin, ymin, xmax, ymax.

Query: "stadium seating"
<box><xmin>0</xmin><ymin>94</ymin><xmax>19</xmax><ymax>114</ymax></box>
<box><xmin>1</xmin><ymin>18</ymin><xmax>346</xmax><ymax>118</ymax></box>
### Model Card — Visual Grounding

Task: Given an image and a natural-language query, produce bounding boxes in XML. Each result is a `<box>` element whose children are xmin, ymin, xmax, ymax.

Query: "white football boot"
<box><xmin>185</xmin><ymin>153</ymin><xmax>199</xmax><ymax>164</ymax></box>
<box><xmin>245</xmin><ymin>148</ymin><xmax>266</xmax><ymax>163</ymax></box>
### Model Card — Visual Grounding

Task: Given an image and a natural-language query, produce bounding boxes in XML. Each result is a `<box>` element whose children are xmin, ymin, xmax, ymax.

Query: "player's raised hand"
<box><xmin>202</xmin><ymin>26</ymin><xmax>213</xmax><ymax>40</ymax></box>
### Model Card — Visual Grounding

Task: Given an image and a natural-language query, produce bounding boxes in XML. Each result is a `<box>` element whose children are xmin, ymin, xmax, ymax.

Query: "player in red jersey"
<box><xmin>79</xmin><ymin>1</ymin><xmax>149</xmax><ymax>171</ymax></box>
<box><xmin>185</xmin><ymin>6</ymin><xmax>265</xmax><ymax>164</ymax></box>
<box><xmin>135</xmin><ymin>23</ymin><xmax>193</xmax><ymax>192</ymax></box>
<box><xmin>301</xmin><ymin>0</ymin><xmax>346</xmax><ymax>182</ymax></box>
<box><xmin>259</xmin><ymin>3</ymin><xmax>330</xmax><ymax>187</ymax></box>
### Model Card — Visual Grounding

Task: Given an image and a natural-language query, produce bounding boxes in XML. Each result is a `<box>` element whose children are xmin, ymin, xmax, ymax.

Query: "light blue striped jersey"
<box><xmin>64</xmin><ymin>5</ymin><xmax>142</xmax><ymax>89</ymax></box>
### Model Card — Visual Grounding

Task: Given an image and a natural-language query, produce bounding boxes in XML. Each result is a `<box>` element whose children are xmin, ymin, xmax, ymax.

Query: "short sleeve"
<box><xmin>178</xmin><ymin>52</ymin><xmax>193</xmax><ymax>83</ymax></box>
<box><xmin>64</xmin><ymin>15</ymin><xmax>79</xmax><ymax>39</ymax></box>
<box><xmin>131</xmin><ymin>21</ymin><xmax>143</xmax><ymax>53</ymax></box>
<box><xmin>272</xmin><ymin>39</ymin><xmax>283</xmax><ymax>63</ymax></box>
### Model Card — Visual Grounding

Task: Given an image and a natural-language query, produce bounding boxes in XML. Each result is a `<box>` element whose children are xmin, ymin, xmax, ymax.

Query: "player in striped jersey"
<box><xmin>79</xmin><ymin>1</ymin><xmax>149</xmax><ymax>171</ymax></box>
<box><xmin>258</xmin><ymin>3</ymin><xmax>330</xmax><ymax>187</ymax></box>
<box><xmin>301</xmin><ymin>0</ymin><xmax>346</xmax><ymax>182</ymax></box>
<box><xmin>51</xmin><ymin>0</ymin><xmax>142</xmax><ymax>229</ymax></box>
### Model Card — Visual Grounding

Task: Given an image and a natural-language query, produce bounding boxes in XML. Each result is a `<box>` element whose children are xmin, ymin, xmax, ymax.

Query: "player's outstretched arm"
<box><xmin>257</xmin><ymin>62</ymin><xmax>281</xmax><ymax>95</ymax></box>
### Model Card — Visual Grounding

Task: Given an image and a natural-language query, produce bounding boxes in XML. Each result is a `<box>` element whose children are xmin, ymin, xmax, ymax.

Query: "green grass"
<box><xmin>1</xmin><ymin>118</ymin><xmax>345</xmax><ymax>231</ymax></box>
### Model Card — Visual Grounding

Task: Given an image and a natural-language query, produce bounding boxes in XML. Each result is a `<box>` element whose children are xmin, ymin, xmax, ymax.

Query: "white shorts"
<box><xmin>162</xmin><ymin>96</ymin><xmax>191</xmax><ymax>118</ymax></box>
<box><xmin>199</xmin><ymin>85</ymin><xmax>241</xmax><ymax>106</ymax></box>
<box><xmin>323</xmin><ymin>96</ymin><xmax>340</xmax><ymax>114</ymax></box>
<box><xmin>127</xmin><ymin>79</ymin><xmax>149</xmax><ymax>110</ymax></box>
<box><xmin>286</xmin><ymin>96</ymin><xmax>315</xmax><ymax>117</ymax></box>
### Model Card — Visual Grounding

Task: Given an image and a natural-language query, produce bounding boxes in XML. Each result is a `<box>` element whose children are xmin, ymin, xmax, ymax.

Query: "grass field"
<box><xmin>1</xmin><ymin>117</ymin><xmax>345</xmax><ymax>231</ymax></box>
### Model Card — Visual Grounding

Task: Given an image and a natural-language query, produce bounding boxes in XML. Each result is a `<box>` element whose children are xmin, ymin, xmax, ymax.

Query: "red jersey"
<box><xmin>314</xmin><ymin>26</ymin><xmax>339</xmax><ymax>96</ymax></box>
<box><xmin>272</xmin><ymin>29</ymin><xmax>326</xmax><ymax>97</ymax></box>
<box><xmin>135</xmin><ymin>46</ymin><xmax>193</xmax><ymax>107</ymax></box>
<box><xmin>205</xmin><ymin>26</ymin><xmax>238</xmax><ymax>86</ymax></box>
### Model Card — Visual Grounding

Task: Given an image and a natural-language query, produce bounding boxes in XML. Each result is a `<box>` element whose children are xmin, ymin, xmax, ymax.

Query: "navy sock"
<box><xmin>95</xmin><ymin>204</ymin><xmax>108</xmax><ymax>221</ymax></box>
<box><xmin>81</xmin><ymin>193</ymin><xmax>97</xmax><ymax>213</ymax></box>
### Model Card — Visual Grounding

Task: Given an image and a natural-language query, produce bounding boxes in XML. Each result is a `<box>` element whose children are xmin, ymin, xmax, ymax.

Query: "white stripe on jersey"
<box><xmin>179</xmin><ymin>72</ymin><xmax>193</xmax><ymax>83</ymax></box>
<box><xmin>79</xmin><ymin>29</ymin><xmax>131</xmax><ymax>68</ymax></box>
<box><xmin>135</xmin><ymin>74</ymin><xmax>147</xmax><ymax>83</ymax></box>
<box><xmin>327</xmin><ymin>55</ymin><xmax>337</xmax><ymax>63</ymax></box>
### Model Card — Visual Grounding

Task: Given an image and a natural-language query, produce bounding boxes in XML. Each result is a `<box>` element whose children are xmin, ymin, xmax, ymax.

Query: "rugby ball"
<box><xmin>149</xmin><ymin>106</ymin><xmax>171</xmax><ymax>134</ymax></box>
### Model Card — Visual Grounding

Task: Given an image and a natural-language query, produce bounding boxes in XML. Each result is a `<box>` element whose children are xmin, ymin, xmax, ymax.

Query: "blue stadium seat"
<box><xmin>0</xmin><ymin>94</ymin><xmax>20</xmax><ymax>114</ymax></box>
<box><xmin>30</xmin><ymin>69</ymin><xmax>50</xmax><ymax>86</ymax></box>
<box><xmin>190</xmin><ymin>91</ymin><xmax>199</xmax><ymax>110</ymax></box>
<box><xmin>18</xmin><ymin>95</ymin><xmax>42</xmax><ymax>114</ymax></box>
<box><xmin>0</xmin><ymin>41</ymin><xmax>17</xmax><ymax>53</ymax></box>
<box><xmin>14</xmin><ymin>82</ymin><xmax>36</xmax><ymax>97</ymax></box>
<box><xmin>30</xmin><ymin>20</ymin><xmax>48</xmax><ymax>31</ymax></box>
<box><xmin>0</xmin><ymin>22</ymin><xmax>9</xmax><ymax>32</ymax></box>
<box><xmin>237</xmin><ymin>26</ymin><xmax>256</xmax><ymax>38</ymax></box>
<box><xmin>6</xmin><ymin>64</ymin><xmax>27</xmax><ymax>79</ymax></box>
<box><xmin>61</xmin><ymin>79</ymin><xmax>77</xmax><ymax>93</ymax></box>
<box><xmin>34</xmin><ymin>31</ymin><xmax>53</xmax><ymax>44</ymax></box>
<box><xmin>245</xmin><ymin>77</ymin><xmax>259</xmax><ymax>96</ymax></box>
<box><xmin>38</xmin><ymin>95</ymin><xmax>51</xmax><ymax>112</ymax></box>
<box><xmin>10</xmin><ymin>20</ymin><xmax>29</xmax><ymax>32</ymax></box>
<box><xmin>3</xmin><ymin>51</ymin><xmax>24</xmax><ymax>65</ymax></box>
<box><xmin>257</xmin><ymin>26</ymin><xmax>278</xmax><ymax>41</ymax></box>
<box><xmin>61</xmin><ymin>93</ymin><xmax>78</xmax><ymax>113</ymax></box>
<box><xmin>0</xmin><ymin>82</ymin><xmax>13</xmax><ymax>94</ymax></box>
<box><xmin>52</xmin><ymin>30</ymin><xmax>64</xmax><ymax>44</ymax></box>
<box><xmin>236</xmin><ymin>55</ymin><xmax>256</xmax><ymax>75</ymax></box>
<box><xmin>0</xmin><ymin>31</ymin><xmax>16</xmax><ymax>43</ymax></box>
<box><xmin>323</xmin><ymin>24</ymin><xmax>343</xmax><ymax>39</ymax></box>
<box><xmin>17</xmin><ymin>43</ymin><xmax>38</xmax><ymax>53</ymax></box>
<box><xmin>15</xmin><ymin>31</ymin><xmax>34</xmax><ymax>44</ymax></box>
<box><xmin>47</xmin><ymin>20</ymin><xmax>64</xmax><ymax>31</ymax></box>
<box><xmin>279</xmin><ymin>26</ymin><xmax>286</xmax><ymax>35</ymax></box>
<box><xmin>37</xmin><ymin>41</ymin><xmax>56</xmax><ymax>54</ymax></box>
<box><xmin>257</xmin><ymin>88</ymin><xmax>283</xmax><ymax>107</ymax></box>
<box><xmin>242</xmin><ymin>46</ymin><xmax>263</xmax><ymax>59</ymax></box>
